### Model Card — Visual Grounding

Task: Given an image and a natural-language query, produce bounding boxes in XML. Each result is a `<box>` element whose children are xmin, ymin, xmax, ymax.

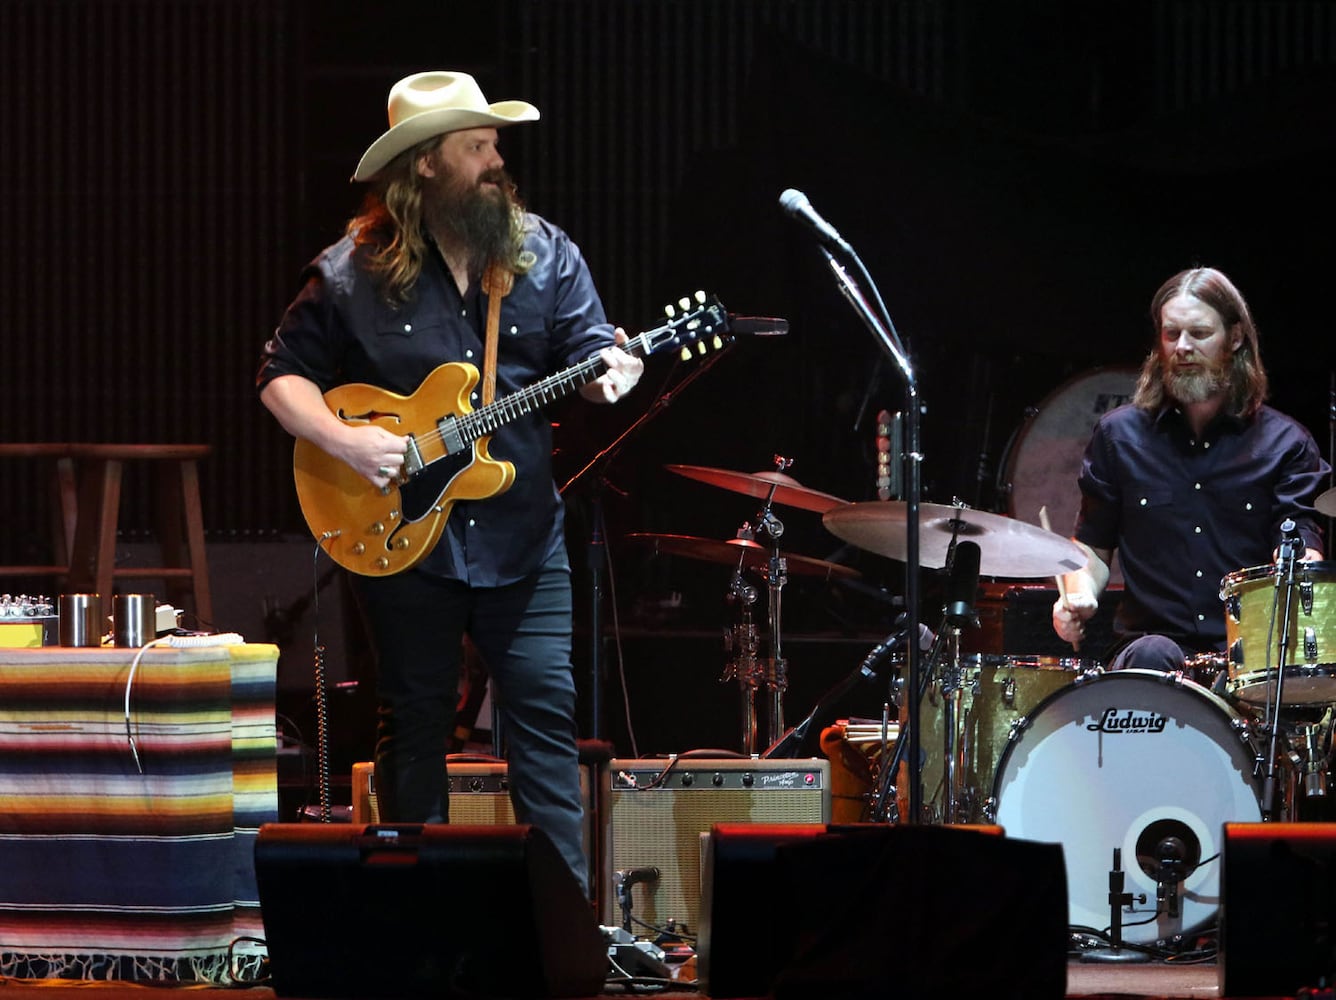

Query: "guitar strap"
<box><xmin>480</xmin><ymin>262</ymin><xmax>515</xmax><ymax>406</ymax></box>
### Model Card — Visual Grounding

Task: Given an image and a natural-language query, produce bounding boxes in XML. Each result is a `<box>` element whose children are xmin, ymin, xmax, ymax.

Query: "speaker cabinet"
<box><xmin>1221</xmin><ymin>821</ymin><xmax>1336</xmax><ymax>997</ymax></box>
<box><xmin>699</xmin><ymin>822</ymin><xmax>1066</xmax><ymax>999</ymax></box>
<box><xmin>254</xmin><ymin>823</ymin><xmax>606</xmax><ymax>999</ymax></box>
<box><xmin>602</xmin><ymin>757</ymin><xmax>829</xmax><ymax>936</ymax></box>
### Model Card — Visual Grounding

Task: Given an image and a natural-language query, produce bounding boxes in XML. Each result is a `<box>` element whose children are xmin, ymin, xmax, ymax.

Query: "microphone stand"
<box><xmin>560</xmin><ymin>345</ymin><xmax>735</xmax><ymax>739</ymax></box>
<box><xmin>817</xmin><ymin>245</ymin><xmax>922</xmax><ymax>822</ymax></box>
<box><xmin>1260</xmin><ymin>530</ymin><xmax>1302</xmax><ymax>818</ymax></box>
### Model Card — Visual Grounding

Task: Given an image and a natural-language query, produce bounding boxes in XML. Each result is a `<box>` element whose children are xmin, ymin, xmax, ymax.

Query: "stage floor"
<box><xmin>0</xmin><ymin>961</ymin><xmax>1272</xmax><ymax>999</ymax></box>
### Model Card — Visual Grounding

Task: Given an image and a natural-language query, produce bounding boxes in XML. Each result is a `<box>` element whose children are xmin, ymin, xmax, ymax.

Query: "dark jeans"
<box><xmin>348</xmin><ymin>549</ymin><xmax>588</xmax><ymax>892</ymax></box>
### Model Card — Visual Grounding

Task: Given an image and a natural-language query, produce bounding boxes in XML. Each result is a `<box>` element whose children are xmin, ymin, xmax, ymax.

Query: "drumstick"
<box><xmin>1039</xmin><ymin>505</ymin><xmax>1080</xmax><ymax>652</ymax></box>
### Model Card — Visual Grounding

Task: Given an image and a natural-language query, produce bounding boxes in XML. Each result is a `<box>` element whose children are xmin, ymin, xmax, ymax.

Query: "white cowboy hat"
<box><xmin>352</xmin><ymin>71</ymin><xmax>540</xmax><ymax>182</ymax></box>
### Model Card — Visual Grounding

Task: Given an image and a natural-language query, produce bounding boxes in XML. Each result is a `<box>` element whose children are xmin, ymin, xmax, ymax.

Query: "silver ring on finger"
<box><xmin>377</xmin><ymin>465</ymin><xmax>393</xmax><ymax>478</ymax></box>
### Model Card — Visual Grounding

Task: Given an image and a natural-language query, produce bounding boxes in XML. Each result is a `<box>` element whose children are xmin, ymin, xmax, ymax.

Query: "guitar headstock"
<box><xmin>640</xmin><ymin>291</ymin><xmax>731</xmax><ymax>360</ymax></box>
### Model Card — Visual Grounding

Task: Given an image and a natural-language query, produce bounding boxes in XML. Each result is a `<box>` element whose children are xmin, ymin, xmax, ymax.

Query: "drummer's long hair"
<box><xmin>1134</xmin><ymin>267</ymin><xmax>1268</xmax><ymax>418</ymax></box>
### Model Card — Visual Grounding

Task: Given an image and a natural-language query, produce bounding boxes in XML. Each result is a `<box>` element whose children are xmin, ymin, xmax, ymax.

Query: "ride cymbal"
<box><xmin>822</xmin><ymin>502</ymin><xmax>1087</xmax><ymax>579</ymax></box>
<box><xmin>665</xmin><ymin>464</ymin><xmax>847</xmax><ymax>513</ymax></box>
<box><xmin>1317</xmin><ymin>486</ymin><xmax>1336</xmax><ymax>518</ymax></box>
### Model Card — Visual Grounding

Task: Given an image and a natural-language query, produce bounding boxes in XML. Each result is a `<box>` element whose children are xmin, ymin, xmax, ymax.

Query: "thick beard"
<box><xmin>424</xmin><ymin>166</ymin><xmax>522</xmax><ymax>273</ymax></box>
<box><xmin>1164</xmin><ymin>354</ymin><xmax>1231</xmax><ymax>405</ymax></box>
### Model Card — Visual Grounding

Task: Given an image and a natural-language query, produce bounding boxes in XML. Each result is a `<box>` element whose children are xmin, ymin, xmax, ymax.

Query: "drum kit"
<box><xmin>631</xmin><ymin>461</ymin><xmax>1336</xmax><ymax>950</ymax></box>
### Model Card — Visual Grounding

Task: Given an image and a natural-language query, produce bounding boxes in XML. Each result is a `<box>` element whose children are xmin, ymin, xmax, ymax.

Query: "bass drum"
<box><xmin>1000</xmin><ymin>367</ymin><xmax>1138</xmax><ymax>585</ymax></box>
<box><xmin>991</xmin><ymin>670</ymin><xmax>1261</xmax><ymax>946</ymax></box>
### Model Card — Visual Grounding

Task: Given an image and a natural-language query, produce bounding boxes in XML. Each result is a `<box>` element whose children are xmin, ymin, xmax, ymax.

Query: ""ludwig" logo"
<box><xmin>1087</xmin><ymin>707</ymin><xmax>1168</xmax><ymax>734</ymax></box>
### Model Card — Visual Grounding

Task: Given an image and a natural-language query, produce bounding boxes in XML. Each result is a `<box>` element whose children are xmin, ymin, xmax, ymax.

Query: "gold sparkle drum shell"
<box><xmin>1221</xmin><ymin>561</ymin><xmax>1336</xmax><ymax>707</ymax></box>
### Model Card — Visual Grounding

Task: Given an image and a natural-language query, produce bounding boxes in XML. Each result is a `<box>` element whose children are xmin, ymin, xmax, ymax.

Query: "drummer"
<box><xmin>1052</xmin><ymin>266</ymin><xmax>1329</xmax><ymax>671</ymax></box>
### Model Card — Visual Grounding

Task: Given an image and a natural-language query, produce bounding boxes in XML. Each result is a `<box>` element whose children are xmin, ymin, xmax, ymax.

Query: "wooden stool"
<box><xmin>65</xmin><ymin>444</ymin><xmax>214</xmax><ymax>624</ymax></box>
<box><xmin>0</xmin><ymin>444</ymin><xmax>80</xmax><ymax>586</ymax></box>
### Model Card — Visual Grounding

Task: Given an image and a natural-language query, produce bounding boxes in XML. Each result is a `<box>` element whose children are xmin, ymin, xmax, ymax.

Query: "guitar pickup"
<box><xmin>403</xmin><ymin>436</ymin><xmax>424</xmax><ymax>476</ymax></box>
<box><xmin>438</xmin><ymin>416</ymin><xmax>465</xmax><ymax>456</ymax></box>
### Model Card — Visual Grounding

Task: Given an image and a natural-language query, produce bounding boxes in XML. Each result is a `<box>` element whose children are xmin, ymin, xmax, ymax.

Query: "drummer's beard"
<box><xmin>1163</xmin><ymin>351</ymin><xmax>1232</xmax><ymax>405</ymax></box>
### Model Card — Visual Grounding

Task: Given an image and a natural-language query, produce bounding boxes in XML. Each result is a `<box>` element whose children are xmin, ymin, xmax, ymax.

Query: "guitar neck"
<box><xmin>457</xmin><ymin>332</ymin><xmax>654</xmax><ymax>443</ymax></box>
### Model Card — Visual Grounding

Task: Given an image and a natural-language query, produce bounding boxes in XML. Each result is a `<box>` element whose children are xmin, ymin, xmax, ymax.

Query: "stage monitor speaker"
<box><xmin>699</xmin><ymin>822</ymin><xmax>1065</xmax><ymax>999</ymax></box>
<box><xmin>254</xmin><ymin>823</ymin><xmax>606</xmax><ymax>999</ymax></box>
<box><xmin>1220</xmin><ymin>821</ymin><xmax>1336</xmax><ymax>997</ymax></box>
<box><xmin>602</xmin><ymin>757</ymin><xmax>829</xmax><ymax>936</ymax></box>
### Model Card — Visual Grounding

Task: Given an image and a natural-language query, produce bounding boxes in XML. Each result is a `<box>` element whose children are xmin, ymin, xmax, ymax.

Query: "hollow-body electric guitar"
<box><xmin>294</xmin><ymin>292</ymin><xmax>729</xmax><ymax>576</ymax></box>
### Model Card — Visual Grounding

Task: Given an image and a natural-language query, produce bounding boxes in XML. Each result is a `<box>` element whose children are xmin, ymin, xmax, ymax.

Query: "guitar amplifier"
<box><xmin>351</xmin><ymin>760</ymin><xmax>593</xmax><ymax>885</ymax></box>
<box><xmin>602</xmin><ymin>757</ymin><xmax>830</xmax><ymax>936</ymax></box>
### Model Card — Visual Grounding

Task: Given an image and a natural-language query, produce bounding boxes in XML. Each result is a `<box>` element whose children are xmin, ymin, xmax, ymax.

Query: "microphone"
<box><xmin>942</xmin><ymin>541</ymin><xmax>981</xmax><ymax>624</ymax></box>
<box><xmin>727</xmin><ymin>315</ymin><xmax>789</xmax><ymax>336</ymax></box>
<box><xmin>778</xmin><ymin>189</ymin><xmax>852</xmax><ymax>253</ymax></box>
<box><xmin>616</xmin><ymin>867</ymin><xmax>660</xmax><ymax>895</ymax></box>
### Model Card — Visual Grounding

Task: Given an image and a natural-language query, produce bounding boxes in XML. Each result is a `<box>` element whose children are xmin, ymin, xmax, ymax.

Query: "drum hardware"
<box><xmin>656</xmin><ymin>457</ymin><xmax>856</xmax><ymax>754</ymax></box>
<box><xmin>1286</xmin><ymin>722</ymin><xmax>1329</xmax><ymax>799</ymax></box>
<box><xmin>1093</xmin><ymin>848</ymin><xmax>1151</xmax><ymax>964</ymax></box>
<box><xmin>721</xmin><ymin>565</ymin><xmax>762</xmax><ymax>755</ymax></box>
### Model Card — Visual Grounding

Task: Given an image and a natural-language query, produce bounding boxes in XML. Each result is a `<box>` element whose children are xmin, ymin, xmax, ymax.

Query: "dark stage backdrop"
<box><xmin>2</xmin><ymin>0</ymin><xmax>1334</xmax><ymax>756</ymax></box>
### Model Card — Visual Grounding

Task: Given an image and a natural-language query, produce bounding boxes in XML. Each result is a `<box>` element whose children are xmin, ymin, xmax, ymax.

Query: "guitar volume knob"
<box><xmin>351</xmin><ymin>542</ymin><xmax>366</xmax><ymax>555</ymax></box>
<box><xmin>369</xmin><ymin>522</ymin><xmax>386</xmax><ymax>535</ymax></box>
<box><xmin>374</xmin><ymin>556</ymin><xmax>390</xmax><ymax>571</ymax></box>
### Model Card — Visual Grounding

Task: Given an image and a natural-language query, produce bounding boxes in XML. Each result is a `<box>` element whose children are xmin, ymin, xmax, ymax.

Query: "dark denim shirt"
<box><xmin>258</xmin><ymin>214</ymin><xmax>615</xmax><ymax>586</ymax></box>
<box><xmin>1075</xmin><ymin>401</ymin><xmax>1329</xmax><ymax>650</ymax></box>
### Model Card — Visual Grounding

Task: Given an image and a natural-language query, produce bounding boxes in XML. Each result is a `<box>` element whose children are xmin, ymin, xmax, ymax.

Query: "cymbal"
<box><xmin>822</xmin><ymin>502</ymin><xmax>1088</xmax><ymax>579</ymax></box>
<box><xmin>625</xmin><ymin>532</ymin><xmax>860</xmax><ymax>580</ymax></box>
<box><xmin>1318</xmin><ymin>487</ymin><xmax>1336</xmax><ymax>518</ymax></box>
<box><xmin>665</xmin><ymin>464</ymin><xmax>847</xmax><ymax>513</ymax></box>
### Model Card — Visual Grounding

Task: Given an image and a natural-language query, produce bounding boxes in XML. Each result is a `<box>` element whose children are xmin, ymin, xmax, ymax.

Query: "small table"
<box><xmin>0</xmin><ymin>642</ymin><xmax>278</xmax><ymax>983</ymax></box>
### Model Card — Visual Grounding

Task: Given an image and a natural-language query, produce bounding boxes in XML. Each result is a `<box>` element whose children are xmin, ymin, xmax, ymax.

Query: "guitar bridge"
<box><xmin>403</xmin><ymin>436</ymin><xmax>424</xmax><ymax>476</ymax></box>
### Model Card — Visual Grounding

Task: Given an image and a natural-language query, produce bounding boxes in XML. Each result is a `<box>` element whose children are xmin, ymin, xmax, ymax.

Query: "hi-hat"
<box><xmin>666</xmin><ymin>464</ymin><xmax>847</xmax><ymax>513</ymax></box>
<box><xmin>1317</xmin><ymin>487</ymin><xmax>1336</xmax><ymax>518</ymax></box>
<box><xmin>822</xmin><ymin>502</ymin><xmax>1087</xmax><ymax>578</ymax></box>
<box><xmin>625</xmin><ymin>532</ymin><xmax>860</xmax><ymax>580</ymax></box>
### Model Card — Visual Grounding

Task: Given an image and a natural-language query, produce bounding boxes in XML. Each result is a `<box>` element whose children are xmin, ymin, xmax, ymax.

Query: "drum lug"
<box><xmin>1305</xmin><ymin>626</ymin><xmax>1318</xmax><ymax>663</ymax></box>
<box><xmin>1230</xmin><ymin>638</ymin><xmax>1245</xmax><ymax>666</ymax></box>
<box><xmin>1301</xmin><ymin>579</ymin><xmax>1314</xmax><ymax>616</ymax></box>
<box><xmin>1225</xmin><ymin>592</ymin><xmax>1241</xmax><ymax>623</ymax></box>
<box><xmin>1001</xmin><ymin>677</ymin><xmax>1017</xmax><ymax>706</ymax></box>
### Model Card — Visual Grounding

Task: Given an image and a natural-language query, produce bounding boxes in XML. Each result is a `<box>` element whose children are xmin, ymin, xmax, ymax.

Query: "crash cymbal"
<box><xmin>1318</xmin><ymin>486</ymin><xmax>1336</xmax><ymax>518</ymax></box>
<box><xmin>625</xmin><ymin>532</ymin><xmax>860</xmax><ymax>580</ymax></box>
<box><xmin>666</xmin><ymin>464</ymin><xmax>848</xmax><ymax>513</ymax></box>
<box><xmin>822</xmin><ymin>502</ymin><xmax>1088</xmax><ymax>579</ymax></box>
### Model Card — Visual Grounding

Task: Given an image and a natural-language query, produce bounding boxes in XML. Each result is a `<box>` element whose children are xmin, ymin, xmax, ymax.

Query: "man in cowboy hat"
<box><xmin>257</xmin><ymin>71</ymin><xmax>643</xmax><ymax>892</ymax></box>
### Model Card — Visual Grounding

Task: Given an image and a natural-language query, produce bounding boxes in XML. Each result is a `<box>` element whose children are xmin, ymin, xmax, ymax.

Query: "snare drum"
<box><xmin>1221</xmin><ymin>562</ymin><xmax>1336</xmax><ymax>706</ymax></box>
<box><xmin>992</xmin><ymin>670</ymin><xmax>1262</xmax><ymax>946</ymax></box>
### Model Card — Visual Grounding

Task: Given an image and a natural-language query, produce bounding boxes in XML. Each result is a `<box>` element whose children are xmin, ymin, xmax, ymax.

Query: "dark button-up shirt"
<box><xmin>1075</xmin><ymin>402</ymin><xmax>1329</xmax><ymax>650</ymax></box>
<box><xmin>257</xmin><ymin>214</ymin><xmax>615</xmax><ymax>586</ymax></box>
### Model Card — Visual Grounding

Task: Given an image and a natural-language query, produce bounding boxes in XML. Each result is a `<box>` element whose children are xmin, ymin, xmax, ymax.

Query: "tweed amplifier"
<box><xmin>352</xmin><ymin>760</ymin><xmax>518</xmax><ymax>825</ymax></box>
<box><xmin>602</xmin><ymin>757</ymin><xmax>830</xmax><ymax>936</ymax></box>
<box><xmin>351</xmin><ymin>760</ymin><xmax>593</xmax><ymax>886</ymax></box>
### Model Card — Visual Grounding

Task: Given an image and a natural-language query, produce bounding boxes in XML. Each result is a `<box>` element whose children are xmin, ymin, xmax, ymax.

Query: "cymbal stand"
<box><xmin>722</xmin><ymin>554</ymin><xmax>762</xmax><ymax>755</ymax></box>
<box><xmin>756</xmin><ymin>457</ymin><xmax>791</xmax><ymax>750</ymax></box>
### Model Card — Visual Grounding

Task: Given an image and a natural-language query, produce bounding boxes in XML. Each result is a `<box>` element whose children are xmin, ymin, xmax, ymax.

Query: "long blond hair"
<box><xmin>346</xmin><ymin>136</ymin><xmax>529</xmax><ymax>304</ymax></box>
<box><xmin>1133</xmin><ymin>266</ymin><xmax>1269</xmax><ymax>418</ymax></box>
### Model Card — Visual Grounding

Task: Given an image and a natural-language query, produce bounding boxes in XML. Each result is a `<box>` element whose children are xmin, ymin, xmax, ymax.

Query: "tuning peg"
<box><xmin>678</xmin><ymin>297</ymin><xmax>691</xmax><ymax>311</ymax></box>
<box><xmin>712</xmin><ymin>335</ymin><xmax>723</xmax><ymax>350</ymax></box>
<box><xmin>694</xmin><ymin>290</ymin><xmax>706</xmax><ymax>303</ymax></box>
<box><xmin>664</xmin><ymin>303</ymin><xmax>676</xmax><ymax>318</ymax></box>
<box><xmin>679</xmin><ymin>346</ymin><xmax>691</xmax><ymax>362</ymax></box>
<box><xmin>696</xmin><ymin>341</ymin><xmax>707</xmax><ymax>356</ymax></box>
